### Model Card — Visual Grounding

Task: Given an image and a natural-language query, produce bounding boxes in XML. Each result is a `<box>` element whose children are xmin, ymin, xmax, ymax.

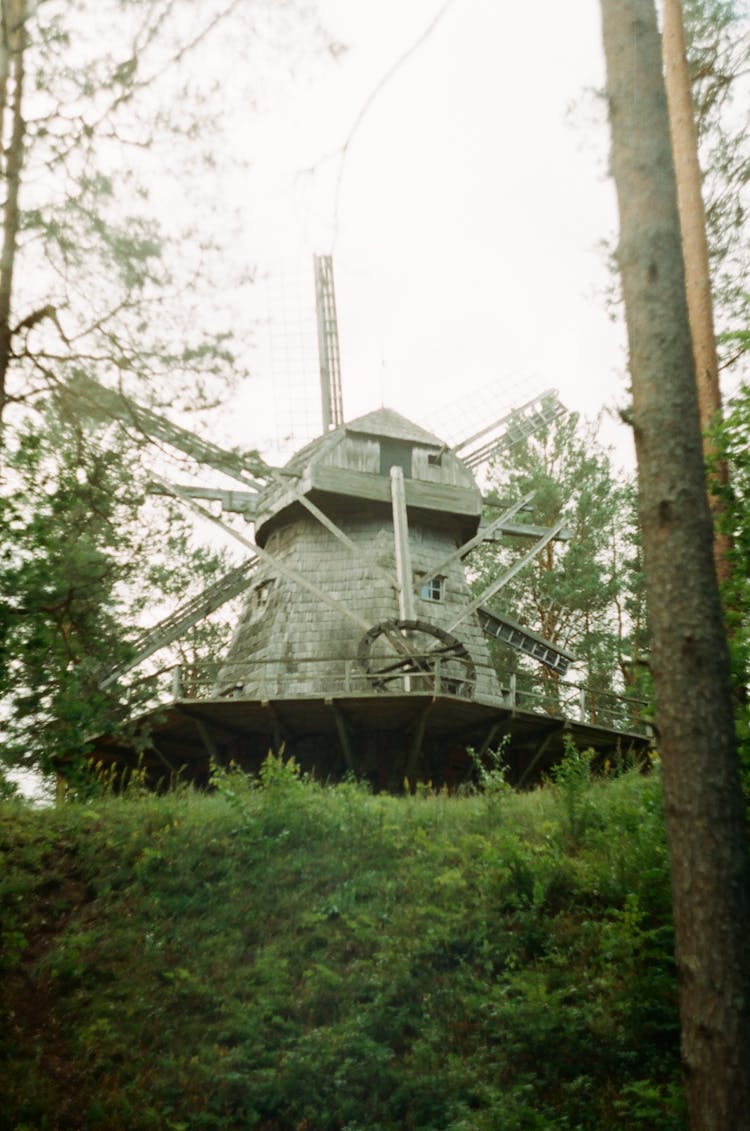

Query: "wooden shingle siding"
<box><xmin>216</xmin><ymin>514</ymin><xmax>497</xmax><ymax>700</ymax></box>
<box><xmin>216</xmin><ymin>407</ymin><xmax>499</xmax><ymax>704</ymax></box>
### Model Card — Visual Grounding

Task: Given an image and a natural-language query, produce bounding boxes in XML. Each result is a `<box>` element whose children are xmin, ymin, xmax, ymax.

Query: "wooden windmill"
<box><xmin>72</xmin><ymin>257</ymin><xmax>647</xmax><ymax>786</ymax></box>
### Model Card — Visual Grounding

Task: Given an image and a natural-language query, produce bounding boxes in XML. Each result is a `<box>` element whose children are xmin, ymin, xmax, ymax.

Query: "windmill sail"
<box><xmin>58</xmin><ymin>372</ymin><xmax>269</xmax><ymax>491</ymax></box>
<box><xmin>314</xmin><ymin>254</ymin><xmax>344</xmax><ymax>431</ymax></box>
<box><xmin>477</xmin><ymin>607</ymin><xmax>574</xmax><ymax>676</ymax></box>
<box><xmin>455</xmin><ymin>389</ymin><xmax>566</xmax><ymax>469</ymax></box>
<box><xmin>100</xmin><ymin>558</ymin><xmax>261</xmax><ymax>689</ymax></box>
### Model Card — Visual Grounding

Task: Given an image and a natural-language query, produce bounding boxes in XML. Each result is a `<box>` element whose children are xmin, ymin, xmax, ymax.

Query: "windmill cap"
<box><xmin>344</xmin><ymin>407</ymin><xmax>446</xmax><ymax>448</ymax></box>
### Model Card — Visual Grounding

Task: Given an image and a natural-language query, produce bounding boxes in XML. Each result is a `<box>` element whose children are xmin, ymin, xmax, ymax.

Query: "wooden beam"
<box><xmin>516</xmin><ymin>724</ymin><xmax>567</xmax><ymax>789</ymax></box>
<box><xmin>327</xmin><ymin>700</ymin><xmax>355</xmax><ymax>772</ymax></box>
<box><xmin>261</xmin><ymin>700</ymin><xmax>287</xmax><ymax>754</ymax></box>
<box><xmin>292</xmin><ymin>485</ymin><xmax>398</xmax><ymax>590</ymax></box>
<box><xmin>307</xmin><ymin>463</ymin><xmax>482</xmax><ymax>518</ymax></box>
<box><xmin>152</xmin><ymin>476</ymin><xmax>372</xmax><ymax>632</ymax></box>
<box><xmin>447</xmin><ymin>522</ymin><xmax>564</xmax><ymax>634</ymax></box>
<box><xmin>192</xmin><ymin>717</ymin><xmax>220</xmax><ymax>762</ymax></box>
<box><xmin>415</xmin><ymin>491</ymin><xmax>535</xmax><ymax>593</ymax></box>
<box><xmin>390</xmin><ymin>466</ymin><xmax>416</xmax><ymax>620</ymax></box>
<box><xmin>477</xmin><ymin>721</ymin><xmax>504</xmax><ymax>761</ymax></box>
<box><xmin>404</xmin><ymin>700</ymin><xmax>434</xmax><ymax>782</ymax></box>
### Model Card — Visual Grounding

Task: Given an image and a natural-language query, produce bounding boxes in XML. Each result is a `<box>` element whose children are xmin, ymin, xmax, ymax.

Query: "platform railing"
<box><xmin>156</xmin><ymin>654</ymin><xmax>652</xmax><ymax>738</ymax></box>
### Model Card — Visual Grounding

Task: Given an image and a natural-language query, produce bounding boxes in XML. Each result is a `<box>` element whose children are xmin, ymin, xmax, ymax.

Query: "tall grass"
<box><xmin>0</xmin><ymin>752</ymin><xmax>682</xmax><ymax>1130</ymax></box>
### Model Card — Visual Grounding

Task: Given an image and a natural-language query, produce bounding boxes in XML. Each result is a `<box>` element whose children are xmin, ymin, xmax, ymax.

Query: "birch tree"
<box><xmin>0</xmin><ymin>0</ymin><xmax>322</xmax><ymax>782</ymax></box>
<box><xmin>0</xmin><ymin>0</ymin><xmax>314</xmax><ymax>436</ymax></box>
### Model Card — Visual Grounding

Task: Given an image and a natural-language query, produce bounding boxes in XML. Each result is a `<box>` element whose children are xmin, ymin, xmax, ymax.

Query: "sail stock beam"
<box><xmin>414</xmin><ymin>491</ymin><xmax>536</xmax><ymax>594</ymax></box>
<box><xmin>455</xmin><ymin>389</ymin><xmax>566</xmax><ymax>469</ymax></box>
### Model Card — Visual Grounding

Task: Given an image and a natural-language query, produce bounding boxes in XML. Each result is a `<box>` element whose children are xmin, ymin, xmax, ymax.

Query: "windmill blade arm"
<box><xmin>149</xmin><ymin>482</ymin><xmax>258</xmax><ymax>519</ymax></box>
<box><xmin>477</xmin><ymin>606</ymin><xmax>575</xmax><ymax>677</ymax></box>
<box><xmin>481</xmin><ymin>522</ymin><xmax>572</xmax><ymax>543</ymax></box>
<box><xmin>314</xmin><ymin>254</ymin><xmax>344</xmax><ymax>430</ymax></box>
<box><xmin>99</xmin><ymin>558</ymin><xmax>260</xmax><ymax>689</ymax></box>
<box><xmin>457</xmin><ymin>390</ymin><xmax>567</xmax><ymax>469</ymax></box>
<box><xmin>59</xmin><ymin>373</ymin><xmax>270</xmax><ymax>491</ymax></box>
<box><xmin>155</xmin><ymin>478</ymin><xmax>373</xmax><ymax>632</ymax></box>
<box><xmin>446</xmin><ymin>521</ymin><xmax>565</xmax><ymax>634</ymax></box>
<box><xmin>413</xmin><ymin>491</ymin><xmax>535</xmax><ymax>594</ymax></box>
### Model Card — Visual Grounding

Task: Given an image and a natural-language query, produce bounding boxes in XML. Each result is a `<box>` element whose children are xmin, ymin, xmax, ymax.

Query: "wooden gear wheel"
<box><xmin>357</xmin><ymin>619</ymin><xmax>477</xmax><ymax>697</ymax></box>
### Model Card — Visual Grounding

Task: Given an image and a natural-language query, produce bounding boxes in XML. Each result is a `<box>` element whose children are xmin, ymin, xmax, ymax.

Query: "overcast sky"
<box><xmin>211</xmin><ymin>0</ymin><xmax>633</xmax><ymax>461</ymax></box>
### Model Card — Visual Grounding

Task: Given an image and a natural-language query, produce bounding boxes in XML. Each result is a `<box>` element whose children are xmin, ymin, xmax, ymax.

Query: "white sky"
<box><xmin>215</xmin><ymin>0</ymin><xmax>634</xmax><ymax>463</ymax></box>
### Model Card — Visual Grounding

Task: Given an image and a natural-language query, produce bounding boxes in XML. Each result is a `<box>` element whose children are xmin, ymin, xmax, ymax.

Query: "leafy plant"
<box><xmin>0</xmin><ymin>767</ymin><xmax>681</xmax><ymax>1129</ymax></box>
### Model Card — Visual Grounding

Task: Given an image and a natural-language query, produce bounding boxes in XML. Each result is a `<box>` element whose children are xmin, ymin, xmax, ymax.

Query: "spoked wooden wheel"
<box><xmin>357</xmin><ymin>619</ymin><xmax>476</xmax><ymax>697</ymax></box>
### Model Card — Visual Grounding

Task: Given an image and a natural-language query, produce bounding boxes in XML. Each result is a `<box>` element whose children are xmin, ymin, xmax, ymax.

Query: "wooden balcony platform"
<box><xmin>90</xmin><ymin>689</ymin><xmax>652</xmax><ymax>791</ymax></box>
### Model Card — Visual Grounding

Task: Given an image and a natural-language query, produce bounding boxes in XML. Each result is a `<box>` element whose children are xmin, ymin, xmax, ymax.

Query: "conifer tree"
<box><xmin>475</xmin><ymin>414</ymin><xmax>643</xmax><ymax>724</ymax></box>
<box><xmin>0</xmin><ymin>410</ymin><xmax>234</xmax><ymax>781</ymax></box>
<box><xmin>599</xmin><ymin>0</ymin><xmax>750</xmax><ymax>1122</ymax></box>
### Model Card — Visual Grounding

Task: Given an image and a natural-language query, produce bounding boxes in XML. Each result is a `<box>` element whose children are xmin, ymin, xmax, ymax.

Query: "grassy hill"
<box><xmin>0</xmin><ymin>752</ymin><xmax>684</xmax><ymax>1130</ymax></box>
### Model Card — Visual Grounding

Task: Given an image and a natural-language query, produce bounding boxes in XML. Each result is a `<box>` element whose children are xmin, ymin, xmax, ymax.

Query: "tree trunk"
<box><xmin>0</xmin><ymin>0</ymin><xmax>25</xmax><ymax>427</ymax></box>
<box><xmin>662</xmin><ymin>0</ymin><xmax>731</xmax><ymax>584</ymax></box>
<box><xmin>598</xmin><ymin>1</ymin><xmax>750</xmax><ymax>1127</ymax></box>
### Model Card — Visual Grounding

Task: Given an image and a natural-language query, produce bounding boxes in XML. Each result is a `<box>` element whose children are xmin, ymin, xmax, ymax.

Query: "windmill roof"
<box><xmin>345</xmin><ymin>407</ymin><xmax>445</xmax><ymax>447</ymax></box>
<box><xmin>282</xmin><ymin>407</ymin><xmax>447</xmax><ymax>474</ymax></box>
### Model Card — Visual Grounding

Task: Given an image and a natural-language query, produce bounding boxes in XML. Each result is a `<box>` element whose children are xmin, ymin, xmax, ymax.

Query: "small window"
<box><xmin>427</xmin><ymin>449</ymin><xmax>444</xmax><ymax>467</ymax></box>
<box><xmin>249</xmin><ymin>579</ymin><xmax>275</xmax><ymax>622</ymax></box>
<box><xmin>419</xmin><ymin>575</ymin><xmax>445</xmax><ymax>602</ymax></box>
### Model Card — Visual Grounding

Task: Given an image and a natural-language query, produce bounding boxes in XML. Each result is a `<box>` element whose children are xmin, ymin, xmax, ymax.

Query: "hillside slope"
<box><xmin>0</xmin><ymin>756</ymin><xmax>683</xmax><ymax>1130</ymax></box>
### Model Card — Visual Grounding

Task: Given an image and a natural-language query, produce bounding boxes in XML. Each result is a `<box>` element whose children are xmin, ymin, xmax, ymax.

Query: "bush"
<box><xmin>0</xmin><ymin>757</ymin><xmax>681</xmax><ymax>1129</ymax></box>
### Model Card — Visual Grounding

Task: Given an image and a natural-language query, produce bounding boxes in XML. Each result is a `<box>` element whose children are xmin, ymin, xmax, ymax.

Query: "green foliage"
<box><xmin>0</xmin><ymin>763</ymin><xmax>682</xmax><ymax>1129</ymax></box>
<box><xmin>683</xmin><ymin>0</ymin><xmax>750</xmax><ymax>369</ymax></box>
<box><xmin>0</xmin><ymin>0</ymin><xmax>322</xmax><ymax>786</ymax></box>
<box><xmin>474</xmin><ymin>413</ymin><xmax>649</xmax><ymax>721</ymax></box>
<box><xmin>1</xmin><ymin>417</ymin><xmax>141</xmax><ymax>777</ymax></box>
<box><xmin>712</xmin><ymin>382</ymin><xmax>750</xmax><ymax>783</ymax></box>
<box><xmin>0</xmin><ymin>410</ymin><xmax>233</xmax><ymax>781</ymax></box>
<box><xmin>2</xmin><ymin>0</ymin><xmax>250</xmax><ymax>427</ymax></box>
<box><xmin>550</xmin><ymin>739</ymin><xmax>597</xmax><ymax>847</ymax></box>
<box><xmin>466</xmin><ymin>737</ymin><xmax>513</xmax><ymax>799</ymax></box>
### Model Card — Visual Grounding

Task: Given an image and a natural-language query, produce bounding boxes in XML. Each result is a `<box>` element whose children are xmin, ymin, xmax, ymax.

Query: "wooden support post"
<box><xmin>261</xmin><ymin>701</ymin><xmax>285</xmax><ymax>754</ymax></box>
<box><xmin>478</xmin><ymin>722</ymin><xmax>503</xmax><ymax>761</ymax></box>
<box><xmin>390</xmin><ymin>465</ymin><xmax>415</xmax><ymax>692</ymax></box>
<box><xmin>404</xmin><ymin>700</ymin><xmax>434</xmax><ymax>783</ymax></box>
<box><xmin>193</xmin><ymin>718</ymin><xmax>220</xmax><ymax>762</ymax></box>
<box><xmin>328</xmin><ymin>701</ymin><xmax>355</xmax><ymax>772</ymax></box>
<box><xmin>151</xmin><ymin>743</ymin><xmax>180</xmax><ymax>779</ymax></box>
<box><xmin>390</xmin><ymin>466</ymin><xmax>415</xmax><ymax>621</ymax></box>
<box><xmin>516</xmin><ymin>725</ymin><xmax>566</xmax><ymax>789</ymax></box>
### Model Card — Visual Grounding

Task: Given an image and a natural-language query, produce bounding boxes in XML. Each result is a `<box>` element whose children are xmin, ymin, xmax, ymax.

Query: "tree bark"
<box><xmin>0</xmin><ymin>0</ymin><xmax>25</xmax><ymax>426</ymax></box>
<box><xmin>599</xmin><ymin>1</ymin><xmax>750</xmax><ymax>1127</ymax></box>
<box><xmin>662</xmin><ymin>0</ymin><xmax>731</xmax><ymax>584</ymax></box>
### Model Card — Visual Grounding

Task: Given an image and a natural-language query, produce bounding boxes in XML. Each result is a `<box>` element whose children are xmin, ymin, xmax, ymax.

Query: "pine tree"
<box><xmin>599</xmin><ymin>0</ymin><xmax>750</xmax><ymax>1121</ymax></box>
<box><xmin>0</xmin><ymin>410</ymin><xmax>234</xmax><ymax>783</ymax></box>
<box><xmin>474</xmin><ymin>413</ymin><xmax>642</xmax><ymax>726</ymax></box>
